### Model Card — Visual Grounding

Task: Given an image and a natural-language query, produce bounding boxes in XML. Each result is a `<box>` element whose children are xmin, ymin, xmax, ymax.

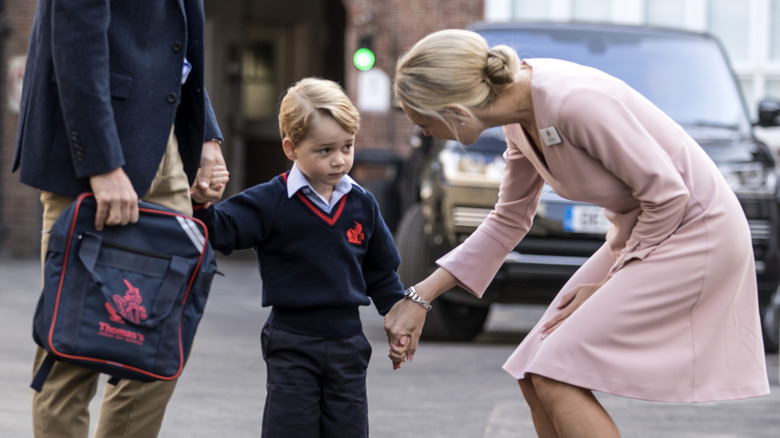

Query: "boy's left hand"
<box><xmin>389</xmin><ymin>335</ymin><xmax>410</xmax><ymax>369</ymax></box>
<box><xmin>384</xmin><ymin>298</ymin><xmax>427</xmax><ymax>369</ymax></box>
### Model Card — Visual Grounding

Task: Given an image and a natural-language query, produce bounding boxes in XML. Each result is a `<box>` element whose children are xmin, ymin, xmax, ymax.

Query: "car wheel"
<box><xmin>422</xmin><ymin>297</ymin><xmax>491</xmax><ymax>341</ymax></box>
<box><xmin>762</xmin><ymin>286</ymin><xmax>780</xmax><ymax>353</ymax></box>
<box><xmin>395</xmin><ymin>204</ymin><xmax>490</xmax><ymax>341</ymax></box>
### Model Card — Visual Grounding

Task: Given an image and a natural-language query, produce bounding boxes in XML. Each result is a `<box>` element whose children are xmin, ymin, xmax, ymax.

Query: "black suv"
<box><xmin>394</xmin><ymin>22</ymin><xmax>780</xmax><ymax>351</ymax></box>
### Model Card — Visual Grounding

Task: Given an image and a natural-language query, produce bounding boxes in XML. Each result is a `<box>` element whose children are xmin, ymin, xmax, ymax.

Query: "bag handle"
<box><xmin>78</xmin><ymin>232</ymin><xmax>192</xmax><ymax>328</ymax></box>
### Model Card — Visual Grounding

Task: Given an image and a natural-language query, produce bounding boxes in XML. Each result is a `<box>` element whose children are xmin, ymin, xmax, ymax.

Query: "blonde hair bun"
<box><xmin>394</xmin><ymin>29</ymin><xmax>520</xmax><ymax>120</ymax></box>
<box><xmin>485</xmin><ymin>46</ymin><xmax>519</xmax><ymax>88</ymax></box>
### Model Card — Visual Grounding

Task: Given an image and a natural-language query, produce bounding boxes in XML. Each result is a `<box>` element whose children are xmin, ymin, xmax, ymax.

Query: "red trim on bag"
<box><xmin>45</xmin><ymin>192</ymin><xmax>210</xmax><ymax>381</ymax></box>
<box><xmin>47</xmin><ymin>192</ymin><xmax>88</xmax><ymax>360</ymax></box>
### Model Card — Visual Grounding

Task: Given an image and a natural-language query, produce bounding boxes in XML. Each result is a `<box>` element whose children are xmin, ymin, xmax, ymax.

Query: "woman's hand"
<box><xmin>385</xmin><ymin>268</ymin><xmax>458</xmax><ymax>369</ymax></box>
<box><xmin>540</xmin><ymin>276</ymin><xmax>611</xmax><ymax>336</ymax></box>
<box><xmin>384</xmin><ymin>296</ymin><xmax>428</xmax><ymax>369</ymax></box>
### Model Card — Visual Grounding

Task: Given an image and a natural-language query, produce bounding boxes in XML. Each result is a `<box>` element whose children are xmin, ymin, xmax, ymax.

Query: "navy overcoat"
<box><xmin>13</xmin><ymin>0</ymin><xmax>222</xmax><ymax>197</ymax></box>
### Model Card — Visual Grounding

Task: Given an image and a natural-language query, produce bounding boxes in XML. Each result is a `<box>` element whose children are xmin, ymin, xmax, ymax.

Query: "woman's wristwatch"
<box><xmin>404</xmin><ymin>286</ymin><xmax>432</xmax><ymax>312</ymax></box>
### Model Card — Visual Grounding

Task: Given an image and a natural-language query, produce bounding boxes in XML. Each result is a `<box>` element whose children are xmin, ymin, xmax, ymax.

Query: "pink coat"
<box><xmin>437</xmin><ymin>58</ymin><xmax>769</xmax><ymax>402</ymax></box>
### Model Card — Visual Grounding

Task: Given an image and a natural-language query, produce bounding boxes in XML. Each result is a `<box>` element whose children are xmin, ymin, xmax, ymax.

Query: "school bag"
<box><xmin>31</xmin><ymin>192</ymin><xmax>218</xmax><ymax>391</ymax></box>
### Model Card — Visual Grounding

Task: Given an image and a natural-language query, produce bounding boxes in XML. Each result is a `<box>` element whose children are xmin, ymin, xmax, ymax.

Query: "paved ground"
<box><xmin>2</xmin><ymin>256</ymin><xmax>779</xmax><ymax>437</ymax></box>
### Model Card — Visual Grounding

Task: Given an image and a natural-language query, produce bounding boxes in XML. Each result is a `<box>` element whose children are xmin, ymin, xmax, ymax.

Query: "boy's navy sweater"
<box><xmin>195</xmin><ymin>173</ymin><xmax>404</xmax><ymax>338</ymax></box>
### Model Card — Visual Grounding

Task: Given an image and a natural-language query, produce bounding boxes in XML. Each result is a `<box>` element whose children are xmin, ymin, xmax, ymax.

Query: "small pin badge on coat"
<box><xmin>540</xmin><ymin>126</ymin><xmax>562</xmax><ymax>146</ymax></box>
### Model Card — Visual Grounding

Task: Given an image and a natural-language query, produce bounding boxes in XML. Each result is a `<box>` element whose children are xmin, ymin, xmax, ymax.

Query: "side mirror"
<box><xmin>758</xmin><ymin>99</ymin><xmax>780</xmax><ymax>127</ymax></box>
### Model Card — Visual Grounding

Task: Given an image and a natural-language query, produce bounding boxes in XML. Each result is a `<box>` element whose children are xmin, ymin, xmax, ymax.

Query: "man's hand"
<box><xmin>191</xmin><ymin>164</ymin><xmax>229</xmax><ymax>205</ymax></box>
<box><xmin>191</xmin><ymin>140</ymin><xmax>228</xmax><ymax>204</ymax></box>
<box><xmin>89</xmin><ymin>168</ymin><xmax>139</xmax><ymax>231</ymax></box>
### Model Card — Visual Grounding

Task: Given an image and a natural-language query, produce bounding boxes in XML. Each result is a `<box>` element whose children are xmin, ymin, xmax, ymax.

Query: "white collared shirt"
<box><xmin>182</xmin><ymin>58</ymin><xmax>192</xmax><ymax>84</ymax></box>
<box><xmin>286</xmin><ymin>164</ymin><xmax>362</xmax><ymax>213</ymax></box>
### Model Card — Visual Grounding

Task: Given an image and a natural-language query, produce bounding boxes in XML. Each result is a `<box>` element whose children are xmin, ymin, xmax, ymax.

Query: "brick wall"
<box><xmin>344</xmin><ymin>0</ymin><xmax>485</xmax><ymax>154</ymax></box>
<box><xmin>1</xmin><ymin>0</ymin><xmax>40</xmax><ymax>258</ymax></box>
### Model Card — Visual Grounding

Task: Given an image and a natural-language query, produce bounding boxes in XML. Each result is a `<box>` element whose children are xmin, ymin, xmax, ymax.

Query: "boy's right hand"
<box><xmin>191</xmin><ymin>164</ymin><xmax>229</xmax><ymax>206</ymax></box>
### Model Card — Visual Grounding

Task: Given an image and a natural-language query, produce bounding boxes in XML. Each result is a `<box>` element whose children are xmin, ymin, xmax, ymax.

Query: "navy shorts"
<box><xmin>260</xmin><ymin>323</ymin><xmax>372</xmax><ymax>438</ymax></box>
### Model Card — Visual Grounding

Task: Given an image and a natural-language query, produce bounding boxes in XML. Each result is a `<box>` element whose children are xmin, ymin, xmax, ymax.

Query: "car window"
<box><xmin>457</xmin><ymin>126</ymin><xmax>506</xmax><ymax>153</ymax></box>
<box><xmin>478</xmin><ymin>28</ymin><xmax>751</xmax><ymax>134</ymax></box>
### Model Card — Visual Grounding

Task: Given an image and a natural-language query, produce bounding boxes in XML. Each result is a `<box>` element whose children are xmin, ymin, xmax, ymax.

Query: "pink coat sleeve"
<box><xmin>559</xmin><ymin>88</ymin><xmax>690</xmax><ymax>274</ymax></box>
<box><xmin>436</xmin><ymin>129</ymin><xmax>545</xmax><ymax>297</ymax></box>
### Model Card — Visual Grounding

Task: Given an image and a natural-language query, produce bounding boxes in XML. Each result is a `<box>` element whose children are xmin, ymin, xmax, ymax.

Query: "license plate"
<box><xmin>563</xmin><ymin>205</ymin><xmax>610</xmax><ymax>234</ymax></box>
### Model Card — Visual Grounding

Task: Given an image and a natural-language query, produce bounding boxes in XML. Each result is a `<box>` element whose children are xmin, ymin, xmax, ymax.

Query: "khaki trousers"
<box><xmin>32</xmin><ymin>129</ymin><xmax>192</xmax><ymax>438</ymax></box>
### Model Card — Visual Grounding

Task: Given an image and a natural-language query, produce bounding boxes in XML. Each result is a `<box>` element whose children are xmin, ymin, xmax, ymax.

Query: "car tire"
<box><xmin>762</xmin><ymin>286</ymin><xmax>780</xmax><ymax>353</ymax></box>
<box><xmin>395</xmin><ymin>204</ymin><xmax>490</xmax><ymax>341</ymax></box>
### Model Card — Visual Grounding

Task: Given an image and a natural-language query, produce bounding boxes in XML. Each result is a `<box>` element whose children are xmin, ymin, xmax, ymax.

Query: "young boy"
<box><xmin>193</xmin><ymin>78</ymin><xmax>405</xmax><ymax>437</ymax></box>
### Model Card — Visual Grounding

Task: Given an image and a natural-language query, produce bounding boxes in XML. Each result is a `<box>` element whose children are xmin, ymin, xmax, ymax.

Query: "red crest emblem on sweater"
<box><xmin>347</xmin><ymin>221</ymin><xmax>364</xmax><ymax>245</ymax></box>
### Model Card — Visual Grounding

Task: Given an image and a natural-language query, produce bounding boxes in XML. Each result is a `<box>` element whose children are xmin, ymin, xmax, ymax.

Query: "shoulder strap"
<box><xmin>30</xmin><ymin>354</ymin><xmax>57</xmax><ymax>392</ymax></box>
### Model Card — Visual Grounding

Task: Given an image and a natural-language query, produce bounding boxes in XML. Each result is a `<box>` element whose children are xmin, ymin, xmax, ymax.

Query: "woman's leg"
<box><xmin>527</xmin><ymin>374</ymin><xmax>620</xmax><ymax>438</ymax></box>
<box><xmin>518</xmin><ymin>378</ymin><xmax>559</xmax><ymax>438</ymax></box>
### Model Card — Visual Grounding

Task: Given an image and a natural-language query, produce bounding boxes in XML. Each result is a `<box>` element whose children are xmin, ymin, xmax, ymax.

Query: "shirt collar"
<box><xmin>286</xmin><ymin>163</ymin><xmax>360</xmax><ymax>199</ymax></box>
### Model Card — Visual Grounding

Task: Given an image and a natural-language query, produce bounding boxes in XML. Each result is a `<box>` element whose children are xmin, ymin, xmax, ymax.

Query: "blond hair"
<box><xmin>394</xmin><ymin>29</ymin><xmax>520</xmax><ymax>131</ymax></box>
<box><xmin>278</xmin><ymin>78</ymin><xmax>360</xmax><ymax>144</ymax></box>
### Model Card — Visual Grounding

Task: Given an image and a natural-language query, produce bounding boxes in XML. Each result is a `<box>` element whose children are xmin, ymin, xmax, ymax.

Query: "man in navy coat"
<box><xmin>13</xmin><ymin>1</ymin><xmax>227</xmax><ymax>437</ymax></box>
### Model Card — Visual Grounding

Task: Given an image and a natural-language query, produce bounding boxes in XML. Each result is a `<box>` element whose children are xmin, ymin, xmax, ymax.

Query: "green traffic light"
<box><xmin>353</xmin><ymin>47</ymin><xmax>375</xmax><ymax>71</ymax></box>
